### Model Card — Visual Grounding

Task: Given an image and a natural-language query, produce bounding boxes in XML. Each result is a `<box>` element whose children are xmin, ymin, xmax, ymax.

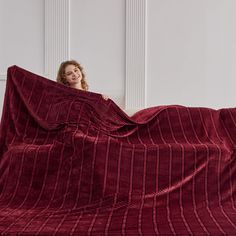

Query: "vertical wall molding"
<box><xmin>125</xmin><ymin>0</ymin><xmax>147</xmax><ymax>110</ymax></box>
<box><xmin>0</xmin><ymin>75</ymin><xmax>6</xmax><ymax>81</ymax></box>
<box><xmin>44</xmin><ymin>0</ymin><xmax>70</xmax><ymax>80</ymax></box>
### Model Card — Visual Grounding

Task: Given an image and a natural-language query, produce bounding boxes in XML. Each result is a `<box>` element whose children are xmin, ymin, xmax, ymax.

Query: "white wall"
<box><xmin>1</xmin><ymin>0</ymin><xmax>236</xmax><ymax>118</ymax></box>
<box><xmin>70</xmin><ymin>0</ymin><xmax>125</xmax><ymax>107</ymax></box>
<box><xmin>0</xmin><ymin>0</ymin><xmax>45</xmax><ymax>75</ymax></box>
<box><xmin>0</xmin><ymin>0</ymin><xmax>45</xmax><ymax>116</ymax></box>
<box><xmin>147</xmin><ymin>0</ymin><xmax>236</xmax><ymax>109</ymax></box>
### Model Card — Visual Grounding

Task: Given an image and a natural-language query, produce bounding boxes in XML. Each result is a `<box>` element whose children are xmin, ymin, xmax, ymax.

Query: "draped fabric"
<box><xmin>1</xmin><ymin>65</ymin><xmax>236</xmax><ymax>235</ymax></box>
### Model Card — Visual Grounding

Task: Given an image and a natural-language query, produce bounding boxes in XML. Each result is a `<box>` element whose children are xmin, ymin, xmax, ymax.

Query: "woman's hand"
<box><xmin>101</xmin><ymin>94</ymin><xmax>109</xmax><ymax>100</ymax></box>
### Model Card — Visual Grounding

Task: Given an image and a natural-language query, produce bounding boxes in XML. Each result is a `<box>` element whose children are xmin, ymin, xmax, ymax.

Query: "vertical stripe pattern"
<box><xmin>1</xmin><ymin>66</ymin><xmax>236</xmax><ymax>234</ymax></box>
<box><xmin>45</xmin><ymin>0</ymin><xmax>70</xmax><ymax>80</ymax></box>
<box><xmin>126</xmin><ymin>0</ymin><xmax>147</xmax><ymax>110</ymax></box>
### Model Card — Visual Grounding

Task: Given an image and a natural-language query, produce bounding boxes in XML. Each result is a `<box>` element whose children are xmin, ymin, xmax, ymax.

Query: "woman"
<box><xmin>56</xmin><ymin>60</ymin><xmax>108</xmax><ymax>100</ymax></box>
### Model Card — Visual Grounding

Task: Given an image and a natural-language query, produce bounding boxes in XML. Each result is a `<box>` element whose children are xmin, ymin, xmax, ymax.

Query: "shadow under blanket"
<box><xmin>1</xmin><ymin>65</ymin><xmax>236</xmax><ymax>235</ymax></box>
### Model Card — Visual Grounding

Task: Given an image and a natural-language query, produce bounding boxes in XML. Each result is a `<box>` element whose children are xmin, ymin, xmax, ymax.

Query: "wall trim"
<box><xmin>0</xmin><ymin>75</ymin><xmax>6</xmax><ymax>81</ymax></box>
<box><xmin>44</xmin><ymin>0</ymin><xmax>70</xmax><ymax>80</ymax></box>
<box><xmin>125</xmin><ymin>0</ymin><xmax>147</xmax><ymax>110</ymax></box>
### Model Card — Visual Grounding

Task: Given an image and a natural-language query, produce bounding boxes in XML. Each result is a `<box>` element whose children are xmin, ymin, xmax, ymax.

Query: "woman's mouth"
<box><xmin>72</xmin><ymin>76</ymin><xmax>78</xmax><ymax>80</ymax></box>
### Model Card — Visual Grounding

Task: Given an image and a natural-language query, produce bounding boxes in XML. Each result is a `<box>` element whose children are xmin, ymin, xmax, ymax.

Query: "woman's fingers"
<box><xmin>102</xmin><ymin>94</ymin><xmax>109</xmax><ymax>100</ymax></box>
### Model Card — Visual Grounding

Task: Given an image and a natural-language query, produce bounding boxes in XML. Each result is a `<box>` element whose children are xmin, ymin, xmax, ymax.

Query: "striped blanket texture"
<box><xmin>1</xmin><ymin>65</ymin><xmax>236</xmax><ymax>235</ymax></box>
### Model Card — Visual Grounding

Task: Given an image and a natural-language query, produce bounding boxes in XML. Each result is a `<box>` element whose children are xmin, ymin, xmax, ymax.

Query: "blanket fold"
<box><xmin>1</xmin><ymin>65</ymin><xmax>236</xmax><ymax>235</ymax></box>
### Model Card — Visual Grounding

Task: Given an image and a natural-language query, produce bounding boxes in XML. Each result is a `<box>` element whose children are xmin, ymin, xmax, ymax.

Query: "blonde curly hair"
<box><xmin>56</xmin><ymin>60</ymin><xmax>89</xmax><ymax>91</ymax></box>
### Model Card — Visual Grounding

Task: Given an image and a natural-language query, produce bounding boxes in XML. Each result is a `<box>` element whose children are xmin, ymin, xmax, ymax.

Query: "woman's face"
<box><xmin>64</xmin><ymin>64</ymin><xmax>82</xmax><ymax>86</ymax></box>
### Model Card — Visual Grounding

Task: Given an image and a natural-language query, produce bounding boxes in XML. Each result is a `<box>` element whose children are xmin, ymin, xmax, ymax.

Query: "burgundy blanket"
<box><xmin>1</xmin><ymin>65</ymin><xmax>236</xmax><ymax>235</ymax></box>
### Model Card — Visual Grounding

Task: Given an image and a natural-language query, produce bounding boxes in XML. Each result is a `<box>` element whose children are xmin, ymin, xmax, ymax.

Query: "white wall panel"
<box><xmin>126</xmin><ymin>0</ymin><xmax>147</xmax><ymax>110</ymax></box>
<box><xmin>0</xmin><ymin>0</ymin><xmax>45</xmax><ymax>117</ymax></box>
<box><xmin>70</xmin><ymin>0</ymin><xmax>126</xmax><ymax>107</ymax></box>
<box><xmin>0</xmin><ymin>0</ymin><xmax>44</xmax><ymax>77</ymax></box>
<box><xmin>45</xmin><ymin>0</ymin><xmax>70</xmax><ymax>80</ymax></box>
<box><xmin>147</xmin><ymin>0</ymin><xmax>236</xmax><ymax>109</ymax></box>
